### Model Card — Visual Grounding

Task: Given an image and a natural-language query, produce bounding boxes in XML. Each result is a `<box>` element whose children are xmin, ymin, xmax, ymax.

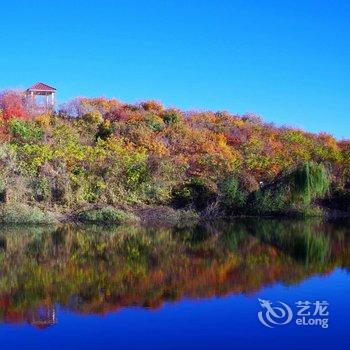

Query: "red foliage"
<box><xmin>105</xmin><ymin>108</ymin><xmax>129</xmax><ymax>122</ymax></box>
<box><xmin>0</xmin><ymin>90</ymin><xmax>29</xmax><ymax>120</ymax></box>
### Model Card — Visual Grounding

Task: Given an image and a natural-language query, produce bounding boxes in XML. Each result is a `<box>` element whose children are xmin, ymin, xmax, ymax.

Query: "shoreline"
<box><xmin>0</xmin><ymin>204</ymin><xmax>349</xmax><ymax>226</ymax></box>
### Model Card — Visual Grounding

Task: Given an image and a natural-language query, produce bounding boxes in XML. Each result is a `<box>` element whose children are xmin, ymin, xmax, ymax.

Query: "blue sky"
<box><xmin>0</xmin><ymin>0</ymin><xmax>349</xmax><ymax>138</ymax></box>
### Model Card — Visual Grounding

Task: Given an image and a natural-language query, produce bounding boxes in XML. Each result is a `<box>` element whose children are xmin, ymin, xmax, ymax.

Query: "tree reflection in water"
<box><xmin>0</xmin><ymin>219</ymin><xmax>349</xmax><ymax>328</ymax></box>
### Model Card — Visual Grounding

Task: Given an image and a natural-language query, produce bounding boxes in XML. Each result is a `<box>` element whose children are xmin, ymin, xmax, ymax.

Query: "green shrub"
<box><xmin>12</xmin><ymin>143</ymin><xmax>53</xmax><ymax>175</ymax></box>
<box><xmin>31</xmin><ymin>177</ymin><xmax>51</xmax><ymax>202</ymax></box>
<box><xmin>82</xmin><ymin>111</ymin><xmax>103</xmax><ymax>124</ymax></box>
<box><xmin>145</xmin><ymin>114</ymin><xmax>165</xmax><ymax>132</ymax></box>
<box><xmin>0</xmin><ymin>203</ymin><xmax>57</xmax><ymax>224</ymax></box>
<box><xmin>248</xmin><ymin>162</ymin><xmax>330</xmax><ymax>216</ymax></box>
<box><xmin>0</xmin><ymin>178</ymin><xmax>6</xmax><ymax>203</ymax></box>
<box><xmin>290</xmin><ymin>162</ymin><xmax>330</xmax><ymax>205</ymax></box>
<box><xmin>161</xmin><ymin>109</ymin><xmax>181</xmax><ymax>124</ymax></box>
<box><xmin>96</xmin><ymin>121</ymin><xmax>115</xmax><ymax>140</ymax></box>
<box><xmin>79</xmin><ymin>179</ymin><xmax>106</xmax><ymax>203</ymax></box>
<box><xmin>248</xmin><ymin>187</ymin><xmax>286</xmax><ymax>215</ymax></box>
<box><xmin>9</xmin><ymin>119</ymin><xmax>44</xmax><ymax>143</ymax></box>
<box><xmin>220</xmin><ymin>177</ymin><xmax>247</xmax><ymax>210</ymax></box>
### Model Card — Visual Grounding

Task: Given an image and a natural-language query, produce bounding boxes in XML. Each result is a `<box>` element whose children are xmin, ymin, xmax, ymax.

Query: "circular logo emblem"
<box><xmin>258</xmin><ymin>298</ymin><xmax>293</xmax><ymax>328</ymax></box>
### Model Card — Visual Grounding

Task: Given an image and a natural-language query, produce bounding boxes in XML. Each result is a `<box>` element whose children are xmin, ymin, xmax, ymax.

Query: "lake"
<box><xmin>0</xmin><ymin>219</ymin><xmax>349</xmax><ymax>349</ymax></box>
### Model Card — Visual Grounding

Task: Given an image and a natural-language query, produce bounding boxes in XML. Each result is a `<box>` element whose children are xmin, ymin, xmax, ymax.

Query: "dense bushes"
<box><xmin>9</xmin><ymin>119</ymin><xmax>43</xmax><ymax>142</ymax></box>
<box><xmin>172</xmin><ymin>180</ymin><xmax>217</xmax><ymax>210</ymax></box>
<box><xmin>0</xmin><ymin>91</ymin><xmax>348</xmax><ymax>222</ymax></box>
<box><xmin>220</xmin><ymin>176</ymin><xmax>247</xmax><ymax>211</ymax></box>
<box><xmin>247</xmin><ymin>162</ymin><xmax>330</xmax><ymax>216</ymax></box>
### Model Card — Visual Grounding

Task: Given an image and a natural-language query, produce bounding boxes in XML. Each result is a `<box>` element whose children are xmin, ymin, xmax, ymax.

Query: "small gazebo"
<box><xmin>25</xmin><ymin>82</ymin><xmax>56</xmax><ymax>110</ymax></box>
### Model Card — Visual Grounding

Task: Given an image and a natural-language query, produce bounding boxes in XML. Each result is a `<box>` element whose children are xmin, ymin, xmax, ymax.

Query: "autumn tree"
<box><xmin>0</xmin><ymin>90</ymin><xmax>29</xmax><ymax>121</ymax></box>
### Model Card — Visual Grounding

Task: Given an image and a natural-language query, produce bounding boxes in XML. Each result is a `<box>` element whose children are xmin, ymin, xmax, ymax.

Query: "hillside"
<box><xmin>0</xmin><ymin>90</ymin><xmax>349</xmax><ymax>224</ymax></box>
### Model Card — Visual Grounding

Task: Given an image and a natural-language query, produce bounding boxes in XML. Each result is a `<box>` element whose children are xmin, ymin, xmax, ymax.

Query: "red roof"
<box><xmin>27</xmin><ymin>82</ymin><xmax>56</xmax><ymax>92</ymax></box>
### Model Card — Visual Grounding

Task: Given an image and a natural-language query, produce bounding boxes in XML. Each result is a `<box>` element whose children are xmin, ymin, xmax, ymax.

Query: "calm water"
<box><xmin>0</xmin><ymin>219</ymin><xmax>349</xmax><ymax>349</ymax></box>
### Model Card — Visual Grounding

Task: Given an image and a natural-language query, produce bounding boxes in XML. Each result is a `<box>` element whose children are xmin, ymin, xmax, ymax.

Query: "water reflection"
<box><xmin>0</xmin><ymin>219</ymin><xmax>349</xmax><ymax>329</ymax></box>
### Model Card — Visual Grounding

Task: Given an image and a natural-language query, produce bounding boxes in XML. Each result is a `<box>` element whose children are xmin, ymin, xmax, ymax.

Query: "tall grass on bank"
<box><xmin>248</xmin><ymin>162</ymin><xmax>330</xmax><ymax>216</ymax></box>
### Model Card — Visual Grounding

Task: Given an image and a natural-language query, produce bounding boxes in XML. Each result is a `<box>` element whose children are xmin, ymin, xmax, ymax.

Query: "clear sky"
<box><xmin>0</xmin><ymin>0</ymin><xmax>349</xmax><ymax>139</ymax></box>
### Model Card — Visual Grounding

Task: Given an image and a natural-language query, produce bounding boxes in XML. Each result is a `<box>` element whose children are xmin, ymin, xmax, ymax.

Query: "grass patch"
<box><xmin>0</xmin><ymin>203</ymin><xmax>57</xmax><ymax>224</ymax></box>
